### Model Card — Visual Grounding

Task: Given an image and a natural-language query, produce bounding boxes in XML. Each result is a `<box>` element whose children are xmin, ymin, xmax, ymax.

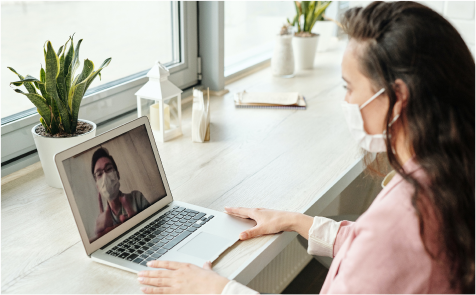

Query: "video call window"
<box><xmin>63</xmin><ymin>125</ymin><xmax>167</xmax><ymax>243</ymax></box>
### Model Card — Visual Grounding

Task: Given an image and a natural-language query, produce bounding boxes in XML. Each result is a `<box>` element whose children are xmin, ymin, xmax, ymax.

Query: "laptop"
<box><xmin>55</xmin><ymin>116</ymin><xmax>255</xmax><ymax>272</ymax></box>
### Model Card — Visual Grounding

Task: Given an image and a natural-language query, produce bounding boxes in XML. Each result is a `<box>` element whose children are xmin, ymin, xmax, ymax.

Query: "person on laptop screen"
<box><xmin>92</xmin><ymin>147</ymin><xmax>150</xmax><ymax>239</ymax></box>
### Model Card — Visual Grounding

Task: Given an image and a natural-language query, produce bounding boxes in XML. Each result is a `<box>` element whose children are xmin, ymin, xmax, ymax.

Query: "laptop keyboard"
<box><xmin>105</xmin><ymin>206</ymin><xmax>214</xmax><ymax>266</ymax></box>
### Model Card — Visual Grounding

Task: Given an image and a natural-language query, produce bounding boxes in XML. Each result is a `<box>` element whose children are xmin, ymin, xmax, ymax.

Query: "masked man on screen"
<box><xmin>92</xmin><ymin>148</ymin><xmax>150</xmax><ymax>240</ymax></box>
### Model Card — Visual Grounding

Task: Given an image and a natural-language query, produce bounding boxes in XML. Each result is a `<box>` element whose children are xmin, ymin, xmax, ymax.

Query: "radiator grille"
<box><xmin>246</xmin><ymin>237</ymin><xmax>313</xmax><ymax>294</ymax></box>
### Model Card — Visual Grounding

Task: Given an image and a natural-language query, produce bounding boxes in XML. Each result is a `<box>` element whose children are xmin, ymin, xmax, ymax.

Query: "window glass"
<box><xmin>2</xmin><ymin>1</ymin><xmax>173</xmax><ymax>118</ymax></box>
<box><xmin>224</xmin><ymin>1</ymin><xmax>295</xmax><ymax>74</ymax></box>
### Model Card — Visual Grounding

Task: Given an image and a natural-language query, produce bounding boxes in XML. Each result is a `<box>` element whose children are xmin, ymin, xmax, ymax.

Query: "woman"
<box><xmin>136</xmin><ymin>2</ymin><xmax>475</xmax><ymax>293</ymax></box>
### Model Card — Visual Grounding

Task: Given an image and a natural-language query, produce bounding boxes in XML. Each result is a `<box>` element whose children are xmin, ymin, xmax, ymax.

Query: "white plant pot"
<box><xmin>292</xmin><ymin>35</ymin><xmax>319</xmax><ymax>70</ymax></box>
<box><xmin>271</xmin><ymin>34</ymin><xmax>294</xmax><ymax>77</ymax></box>
<box><xmin>31</xmin><ymin>119</ymin><xmax>97</xmax><ymax>188</ymax></box>
<box><xmin>312</xmin><ymin>21</ymin><xmax>336</xmax><ymax>52</ymax></box>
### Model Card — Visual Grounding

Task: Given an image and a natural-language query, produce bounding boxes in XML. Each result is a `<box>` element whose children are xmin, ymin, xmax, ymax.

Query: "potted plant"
<box><xmin>288</xmin><ymin>1</ymin><xmax>332</xmax><ymax>70</ymax></box>
<box><xmin>8</xmin><ymin>35</ymin><xmax>111</xmax><ymax>188</ymax></box>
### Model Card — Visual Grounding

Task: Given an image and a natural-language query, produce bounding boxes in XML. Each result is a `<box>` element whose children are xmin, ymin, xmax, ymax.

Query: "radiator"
<box><xmin>246</xmin><ymin>237</ymin><xmax>313</xmax><ymax>294</ymax></box>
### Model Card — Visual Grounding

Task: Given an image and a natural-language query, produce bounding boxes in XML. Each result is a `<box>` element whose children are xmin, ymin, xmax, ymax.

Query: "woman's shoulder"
<box><xmin>355</xmin><ymin>164</ymin><xmax>431</xmax><ymax>241</ymax></box>
<box><xmin>371</xmin><ymin>160</ymin><xmax>430</xmax><ymax>214</ymax></box>
<box><xmin>351</xmin><ymin>164</ymin><xmax>454</xmax><ymax>293</ymax></box>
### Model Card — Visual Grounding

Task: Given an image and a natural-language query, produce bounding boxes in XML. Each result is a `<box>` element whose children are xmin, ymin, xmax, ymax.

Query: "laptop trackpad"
<box><xmin>177</xmin><ymin>232</ymin><xmax>232</xmax><ymax>261</ymax></box>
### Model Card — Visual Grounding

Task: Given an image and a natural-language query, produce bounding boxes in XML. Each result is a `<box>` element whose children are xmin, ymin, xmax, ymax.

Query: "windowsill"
<box><xmin>224</xmin><ymin>43</ymin><xmax>274</xmax><ymax>78</ymax></box>
<box><xmin>1</xmin><ymin>86</ymin><xmax>196</xmax><ymax>177</ymax></box>
<box><xmin>1</xmin><ymin>39</ymin><xmax>349</xmax><ymax>177</ymax></box>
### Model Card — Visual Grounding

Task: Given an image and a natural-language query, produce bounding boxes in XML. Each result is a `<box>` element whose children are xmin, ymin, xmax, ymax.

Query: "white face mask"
<box><xmin>97</xmin><ymin>170</ymin><xmax>120</xmax><ymax>201</ymax></box>
<box><xmin>340</xmin><ymin>88</ymin><xmax>399</xmax><ymax>153</ymax></box>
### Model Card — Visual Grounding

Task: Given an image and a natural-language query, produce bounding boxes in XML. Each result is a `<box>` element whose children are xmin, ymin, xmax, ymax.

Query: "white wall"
<box><xmin>348</xmin><ymin>1</ymin><xmax>475</xmax><ymax>56</ymax></box>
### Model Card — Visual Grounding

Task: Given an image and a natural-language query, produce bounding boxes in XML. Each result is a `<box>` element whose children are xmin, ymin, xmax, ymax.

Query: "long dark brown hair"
<box><xmin>342</xmin><ymin>2</ymin><xmax>475</xmax><ymax>293</ymax></box>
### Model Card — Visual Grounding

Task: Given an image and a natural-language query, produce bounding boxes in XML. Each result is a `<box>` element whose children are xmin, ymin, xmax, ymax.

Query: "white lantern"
<box><xmin>135</xmin><ymin>61</ymin><xmax>183</xmax><ymax>142</ymax></box>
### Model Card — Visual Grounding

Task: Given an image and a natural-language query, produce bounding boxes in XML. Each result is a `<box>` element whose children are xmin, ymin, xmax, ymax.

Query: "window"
<box><xmin>1</xmin><ymin>1</ymin><xmax>198</xmax><ymax>173</ymax></box>
<box><xmin>224</xmin><ymin>1</ymin><xmax>295</xmax><ymax>76</ymax></box>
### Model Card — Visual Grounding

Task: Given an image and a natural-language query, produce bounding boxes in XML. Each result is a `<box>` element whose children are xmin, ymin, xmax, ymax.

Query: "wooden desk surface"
<box><xmin>2</xmin><ymin>43</ymin><xmax>364</xmax><ymax>293</ymax></box>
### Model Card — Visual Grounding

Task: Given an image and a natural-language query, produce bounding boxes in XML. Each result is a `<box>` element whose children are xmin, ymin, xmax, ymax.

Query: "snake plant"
<box><xmin>288</xmin><ymin>1</ymin><xmax>332</xmax><ymax>34</ymax></box>
<box><xmin>8</xmin><ymin>35</ymin><xmax>111</xmax><ymax>135</ymax></box>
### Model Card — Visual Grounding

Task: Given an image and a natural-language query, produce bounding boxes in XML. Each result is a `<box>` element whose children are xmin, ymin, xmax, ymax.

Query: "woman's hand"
<box><xmin>138</xmin><ymin>260</ymin><xmax>229</xmax><ymax>294</ymax></box>
<box><xmin>224</xmin><ymin>207</ymin><xmax>314</xmax><ymax>240</ymax></box>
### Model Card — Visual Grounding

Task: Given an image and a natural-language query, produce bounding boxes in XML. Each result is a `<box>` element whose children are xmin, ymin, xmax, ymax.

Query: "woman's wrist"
<box><xmin>285</xmin><ymin>213</ymin><xmax>314</xmax><ymax>239</ymax></box>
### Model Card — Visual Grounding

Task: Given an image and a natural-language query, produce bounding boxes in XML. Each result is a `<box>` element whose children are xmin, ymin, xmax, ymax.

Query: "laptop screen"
<box><xmin>62</xmin><ymin>125</ymin><xmax>167</xmax><ymax>243</ymax></box>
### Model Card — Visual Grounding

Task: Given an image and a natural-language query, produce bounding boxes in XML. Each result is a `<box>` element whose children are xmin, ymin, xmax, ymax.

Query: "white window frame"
<box><xmin>222</xmin><ymin>2</ymin><xmax>350</xmax><ymax>81</ymax></box>
<box><xmin>1</xmin><ymin>1</ymin><xmax>198</xmax><ymax>176</ymax></box>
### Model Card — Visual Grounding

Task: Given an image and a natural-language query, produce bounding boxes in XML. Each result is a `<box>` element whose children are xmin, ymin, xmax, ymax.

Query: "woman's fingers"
<box><xmin>138</xmin><ymin>277</ymin><xmax>172</xmax><ymax>287</ymax></box>
<box><xmin>239</xmin><ymin>226</ymin><xmax>263</xmax><ymax>240</ymax></box>
<box><xmin>138</xmin><ymin>269</ymin><xmax>172</xmax><ymax>278</ymax></box>
<box><xmin>140</xmin><ymin>286</ymin><xmax>173</xmax><ymax>294</ymax></box>
<box><xmin>202</xmin><ymin>261</ymin><xmax>212</xmax><ymax>270</ymax></box>
<box><xmin>146</xmin><ymin>260</ymin><xmax>183</xmax><ymax>270</ymax></box>
<box><xmin>224</xmin><ymin>206</ymin><xmax>252</xmax><ymax>216</ymax></box>
<box><xmin>223</xmin><ymin>211</ymin><xmax>249</xmax><ymax>219</ymax></box>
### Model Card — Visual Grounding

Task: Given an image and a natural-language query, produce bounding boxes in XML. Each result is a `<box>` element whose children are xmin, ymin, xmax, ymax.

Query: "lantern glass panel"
<box><xmin>165</xmin><ymin>96</ymin><xmax>180</xmax><ymax>130</ymax></box>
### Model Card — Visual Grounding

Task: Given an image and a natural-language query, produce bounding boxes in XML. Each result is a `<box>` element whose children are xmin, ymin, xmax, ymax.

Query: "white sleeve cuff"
<box><xmin>307</xmin><ymin>216</ymin><xmax>341</xmax><ymax>257</ymax></box>
<box><xmin>222</xmin><ymin>280</ymin><xmax>259</xmax><ymax>294</ymax></box>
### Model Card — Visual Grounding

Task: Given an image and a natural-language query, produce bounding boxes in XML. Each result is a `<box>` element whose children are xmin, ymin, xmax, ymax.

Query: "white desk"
<box><xmin>1</xmin><ymin>43</ymin><xmax>366</xmax><ymax>293</ymax></box>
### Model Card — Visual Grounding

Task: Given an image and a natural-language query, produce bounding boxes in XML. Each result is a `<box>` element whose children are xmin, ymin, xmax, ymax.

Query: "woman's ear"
<box><xmin>393</xmin><ymin>79</ymin><xmax>409</xmax><ymax>117</ymax></box>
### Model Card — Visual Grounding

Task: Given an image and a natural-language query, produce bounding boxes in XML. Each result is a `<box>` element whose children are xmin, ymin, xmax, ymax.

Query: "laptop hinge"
<box><xmin>100</xmin><ymin>204</ymin><xmax>170</xmax><ymax>250</ymax></box>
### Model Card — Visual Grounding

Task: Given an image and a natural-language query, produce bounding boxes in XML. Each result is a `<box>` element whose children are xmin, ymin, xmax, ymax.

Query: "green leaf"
<box><xmin>68</xmin><ymin>57</ymin><xmax>110</xmax><ymax>131</ymax></box>
<box><xmin>76</xmin><ymin>59</ymin><xmax>94</xmax><ymax>86</ymax></box>
<box><xmin>40</xmin><ymin>66</ymin><xmax>46</xmax><ymax>83</ymax></box>
<box><xmin>50</xmin><ymin>120</ymin><xmax>59</xmax><ymax>134</ymax></box>
<box><xmin>69</xmin><ymin>74</ymin><xmax>80</xmax><ymax>100</ymax></box>
<box><xmin>56</xmin><ymin>45</ymin><xmax>64</xmax><ymax>57</ymax></box>
<box><xmin>7</xmin><ymin>67</ymin><xmax>38</xmax><ymax>94</ymax></box>
<box><xmin>71</xmin><ymin>39</ymin><xmax>83</xmax><ymax>78</ymax></box>
<box><xmin>49</xmin><ymin>99</ymin><xmax>60</xmax><ymax>134</ymax></box>
<box><xmin>50</xmin><ymin>97</ymin><xmax>60</xmax><ymax>130</ymax></box>
<box><xmin>11</xmin><ymin>75</ymin><xmax>42</xmax><ymax>84</ymax></box>
<box><xmin>37</xmin><ymin>81</ymin><xmax>51</xmax><ymax>106</ymax></box>
<box><xmin>83</xmin><ymin>57</ymin><xmax>111</xmax><ymax>95</ymax></box>
<box><xmin>69</xmin><ymin>79</ymin><xmax>88</xmax><ymax>133</ymax></box>
<box><xmin>14</xmin><ymin>89</ymin><xmax>51</xmax><ymax>127</ymax></box>
<box><xmin>301</xmin><ymin>1</ymin><xmax>309</xmax><ymax>15</ymax></box>
<box><xmin>57</xmin><ymin>52</ymin><xmax>66</xmax><ymax>103</ymax></box>
<box><xmin>66</xmin><ymin>39</ymin><xmax>82</xmax><ymax>101</ymax></box>
<box><xmin>7</xmin><ymin>67</ymin><xmax>22</xmax><ymax>77</ymax></box>
<box><xmin>305</xmin><ymin>1</ymin><xmax>317</xmax><ymax>32</ymax></box>
<box><xmin>294</xmin><ymin>2</ymin><xmax>302</xmax><ymax>32</ymax></box>
<box><xmin>24</xmin><ymin>81</ymin><xmax>38</xmax><ymax>94</ymax></box>
<box><xmin>309</xmin><ymin>1</ymin><xmax>331</xmax><ymax>31</ymax></box>
<box><xmin>26</xmin><ymin>77</ymin><xmax>40</xmax><ymax>85</ymax></box>
<box><xmin>57</xmin><ymin>36</ymin><xmax>72</xmax><ymax>104</ymax></box>
<box><xmin>40</xmin><ymin>117</ymin><xmax>51</xmax><ymax>134</ymax></box>
<box><xmin>37</xmin><ymin>66</ymin><xmax>51</xmax><ymax>105</ymax></box>
<box><xmin>302</xmin><ymin>1</ymin><xmax>310</xmax><ymax>31</ymax></box>
<box><xmin>64</xmin><ymin>35</ymin><xmax>75</xmax><ymax>96</ymax></box>
<box><xmin>46</xmin><ymin>40</ymin><xmax>70</xmax><ymax>133</ymax></box>
<box><xmin>20</xmin><ymin>76</ymin><xmax>39</xmax><ymax>94</ymax></box>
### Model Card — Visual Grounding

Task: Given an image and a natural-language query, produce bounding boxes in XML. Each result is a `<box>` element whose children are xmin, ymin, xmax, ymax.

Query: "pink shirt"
<box><xmin>222</xmin><ymin>159</ymin><xmax>457</xmax><ymax>294</ymax></box>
